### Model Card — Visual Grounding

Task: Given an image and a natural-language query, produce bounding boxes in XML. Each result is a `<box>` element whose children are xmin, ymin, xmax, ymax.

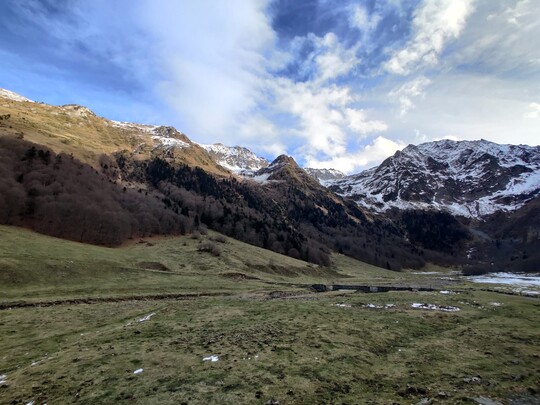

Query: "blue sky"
<box><xmin>1</xmin><ymin>0</ymin><xmax>539</xmax><ymax>173</ymax></box>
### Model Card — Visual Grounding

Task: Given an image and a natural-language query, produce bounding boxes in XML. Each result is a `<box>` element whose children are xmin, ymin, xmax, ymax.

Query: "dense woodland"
<box><xmin>0</xmin><ymin>137</ymin><xmax>191</xmax><ymax>246</ymax></box>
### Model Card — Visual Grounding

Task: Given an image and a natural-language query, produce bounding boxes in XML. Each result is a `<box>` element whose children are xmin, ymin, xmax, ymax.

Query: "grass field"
<box><xmin>1</xmin><ymin>225</ymin><xmax>539</xmax><ymax>404</ymax></box>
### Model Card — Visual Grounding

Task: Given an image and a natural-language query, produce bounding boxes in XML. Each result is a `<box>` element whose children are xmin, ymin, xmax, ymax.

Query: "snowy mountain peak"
<box><xmin>200</xmin><ymin>143</ymin><xmax>269</xmax><ymax>173</ymax></box>
<box><xmin>0</xmin><ymin>88</ymin><xmax>34</xmax><ymax>103</ymax></box>
<box><xmin>305</xmin><ymin>168</ymin><xmax>346</xmax><ymax>184</ymax></box>
<box><xmin>151</xmin><ymin>126</ymin><xmax>191</xmax><ymax>149</ymax></box>
<box><xmin>330</xmin><ymin>139</ymin><xmax>540</xmax><ymax>218</ymax></box>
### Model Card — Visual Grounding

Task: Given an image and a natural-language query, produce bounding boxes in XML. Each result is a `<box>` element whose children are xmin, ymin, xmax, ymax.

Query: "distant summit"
<box><xmin>329</xmin><ymin>139</ymin><xmax>540</xmax><ymax>218</ymax></box>
<box><xmin>200</xmin><ymin>143</ymin><xmax>269</xmax><ymax>173</ymax></box>
<box><xmin>305</xmin><ymin>168</ymin><xmax>345</xmax><ymax>184</ymax></box>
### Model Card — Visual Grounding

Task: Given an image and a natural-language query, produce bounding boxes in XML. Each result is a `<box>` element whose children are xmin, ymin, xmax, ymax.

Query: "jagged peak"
<box><xmin>330</xmin><ymin>138</ymin><xmax>540</xmax><ymax>218</ymax></box>
<box><xmin>304</xmin><ymin>167</ymin><xmax>346</xmax><ymax>184</ymax></box>
<box><xmin>61</xmin><ymin>104</ymin><xmax>96</xmax><ymax>117</ymax></box>
<box><xmin>200</xmin><ymin>142</ymin><xmax>269</xmax><ymax>173</ymax></box>
<box><xmin>269</xmin><ymin>154</ymin><xmax>298</xmax><ymax>168</ymax></box>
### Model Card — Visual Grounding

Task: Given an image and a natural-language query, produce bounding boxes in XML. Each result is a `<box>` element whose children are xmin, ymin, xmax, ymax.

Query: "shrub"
<box><xmin>198</xmin><ymin>241</ymin><xmax>222</xmax><ymax>256</ymax></box>
<box><xmin>210</xmin><ymin>234</ymin><xmax>227</xmax><ymax>243</ymax></box>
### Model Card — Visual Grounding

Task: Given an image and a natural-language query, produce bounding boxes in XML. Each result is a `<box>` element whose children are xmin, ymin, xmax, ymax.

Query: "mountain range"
<box><xmin>1</xmin><ymin>88</ymin><xmax>539</xmax><ymax>273</ymax></box>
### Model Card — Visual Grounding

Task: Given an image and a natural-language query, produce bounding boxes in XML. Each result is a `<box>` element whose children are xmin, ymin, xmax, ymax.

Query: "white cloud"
<box><xmin>345</xmin><ymin>108</ymin><xmax>388</xmax><ymax>135</ymax></box>
<box><xmin>389</xmin><ymin>76</ymin><xmax>431</xmax><ymax>116</ymax></box>
<box><xmin>349</xmin><ymin>4</ymin><xmax>381</xmax><ymax>35</ymax></box>
<box><xmin>270</xmin><ymin>78</ymin><xmax>351</xmax><ymax>157</ymax></box>
<box><xmin>524</xmin><ymin>102</ymin><xmax>540</xmax><ymax>119</ymax></box>
<box><xmin>289</xmin><ymin>33</ymin><xmax>359</xmax><ymax>84</ymax></box>
<box><xmin>305</xmin><ymin>136</ymin><xmax>406</xmax><ymax>174</ymax></box>
<box><xmin>391</xmin><ymin>72</ymin><xmax>540</xmax><ymax>147</ymax></box>
<box><xmin>260</xmin><ymin>142</ymin><xmax>287</xmax><ymax>156</ymax></box>
<box><xmin>384</xmin><ymin>0</ymin><xmax>475</xmax><ymax>75</ymax></box>
<box><xmin>136</xmin><ymin>0</ymin><xmax>276</xmax><ymax>141</ymax></box>
<box><xmin>268</xmin><ymin>75</ymin><xmax>389</xmax><ymax>163</ymax></box>
<box><xmin>450</xmin><ymin>1</ymin><xmax>540</xmax><ymax>75</ymax></box>
<box><xmin>505</xmin><ymin>0</ymin><xmax>533</xmax><ymax>25</ymax></box>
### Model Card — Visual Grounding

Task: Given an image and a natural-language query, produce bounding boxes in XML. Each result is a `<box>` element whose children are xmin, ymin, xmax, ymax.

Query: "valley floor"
<box><xmin>0</xmin><ymin>226</ymin><xmax>539</xmax><ymax>404</ymax></box>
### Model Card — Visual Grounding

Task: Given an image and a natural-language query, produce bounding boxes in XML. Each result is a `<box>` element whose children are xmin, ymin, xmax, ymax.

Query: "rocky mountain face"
<box><xmin>325</xmin><ymin>138</ymin><xmax>540</xmax><ymax>273</ymax></box>
<box><xmin>200</xmin><ymin>143</ymin><xmax>269</xmax><ymax>173</ymax></box>
<box><xmin>305</xmin><ymin>168</ymin><xmax>346</xmax><ymax>184</ymax></box>
<box><xmin>329</xmin><ymin>139</ymin><xmax>540</xmax><ymax>218</ymax></box>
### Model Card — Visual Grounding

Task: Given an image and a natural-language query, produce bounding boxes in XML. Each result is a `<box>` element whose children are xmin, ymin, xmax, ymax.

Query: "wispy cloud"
<box><xmin>525</xmin><ymin>102</ymin><xmax>540</xmax><ymax>119</ymax></box>
<box><xmin>389</xmin><ymin>76</ymin><xmax>431</xmax><ymax>116</ymax></box>
<box><xmin>384</xmin><ymin>0</ymin><xmax>475</xmax><ymax>75</ymax></box>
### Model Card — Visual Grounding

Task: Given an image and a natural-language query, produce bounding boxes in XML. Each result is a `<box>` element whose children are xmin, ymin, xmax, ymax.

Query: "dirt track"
<box><xmin>0</xmin><ymin>292</ymin><xmax>232</xmax><ymax>310</ymax></box>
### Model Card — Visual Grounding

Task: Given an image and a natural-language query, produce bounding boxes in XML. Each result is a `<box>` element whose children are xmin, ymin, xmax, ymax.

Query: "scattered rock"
<box><xmin>463</xmin><ymin>376</ymin><xmax>482</xmax><ymax>384</ymax></box>
<box><xmin>437</xmin><ymin>391</ymin><xmax>448</xmax><ymax>398</ymax></box>
<box><xmin>255</xmin><ymin>391</ymin><xmax>262</xmax><ymax>399</ymax></box>
<box><xmin>399</xmin><ymin>384</ymin><xmax>428</xmax><ymax>397</ymax></box>
<box><xmin>471</xmin><ymin>396</ymin><xmax>502</xmax><ymax>405</ymax></box>
<box><xmin>265</xmin><ymin>400</ymin><xmax>279</xmax><ymax>405</ymax></box>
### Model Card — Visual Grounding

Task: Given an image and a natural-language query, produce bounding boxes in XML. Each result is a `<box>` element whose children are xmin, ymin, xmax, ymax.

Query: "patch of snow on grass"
<box><xmin>109</xmin><ymin>120</ymin><xmax>156</xmax><ymax>133</ymax></box>
<box><xmin>516</xmin><ymin>289</ymin><xmax>539</xmax><ymax>297</ymax></box>
<box><xmin>411</xmin><ymin>303</ymin><xmax>460</xmax><ymax>312</ymax></box>
<box><xmin>0</xmin><ymin>374</ymin><xmax>6</xmax><ymax>384</ymax></box>
<box><xmin>364</xmin><ymin>304</ymin><xmax>395</xmax><ymax>309</ymax></box>
<box><xmin>333</xmin><ymin>303</ymin><xmax>351</xmax><ymax>308</ymax></box>
<box><xmin>469</xmin><ymin>273</ymin><xmax>540</xmax><ymax>287</ymax></box>
<box><xmin>137</xmin><ymin>313</ymin><xmax>156</xmax><ymax>323</ymax></box>
<box><xmin>133</xmin><ymin>368</ymin><xmax>143</xmax><ymax>374</ymax></box>
<box><xmin>202</xmin><ymin>355</ymin><xmax>219</xmax><ymax>362</ymax></box>
<box><xmin>152</xmin><ymin>136</ymin><xmax>190</xmax><ymax>149</ymax></box>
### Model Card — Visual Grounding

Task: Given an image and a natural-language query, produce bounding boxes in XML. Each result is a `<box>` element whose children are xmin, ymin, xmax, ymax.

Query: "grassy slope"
<box><xmin>0</xmin><ymin>225</ymin><xmax>346</xmax><ymax>301</ymax></box>
<box><xmin>0</xmin><ymin>226</ymin><xmax>539</xmax><ymax>404</ymax></box>
<box><xmin>0</xmin><ymin>97</ymin><xmax>229</xmax><ymax>175</ymax></box>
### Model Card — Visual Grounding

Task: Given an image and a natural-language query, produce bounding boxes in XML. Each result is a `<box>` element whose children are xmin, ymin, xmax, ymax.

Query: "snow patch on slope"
<box><xmin>109</xmin><ymin>120</ymin><xmax>157</xmax><ymax>133</ymax></box>
<box><xmin>0</xmin><ymin>88</ymin><xmax>34</xmax><ymax>103</ymax></box>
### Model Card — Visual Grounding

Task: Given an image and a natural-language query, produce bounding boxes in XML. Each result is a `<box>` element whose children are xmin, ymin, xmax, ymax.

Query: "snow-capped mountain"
<box><xmin>200</xmin><ymin>143</ymin><xmax>269</xmax><ymax>173</ymax></box>
<box><xmin>329</xmin><ymin>139</ymin><xmax>540</xmax><ymax>218</ymax></box>
<box><xmin>305</xmin><ymin>168</ymin><xmax>345</xmax><ymax>184</ymax></box>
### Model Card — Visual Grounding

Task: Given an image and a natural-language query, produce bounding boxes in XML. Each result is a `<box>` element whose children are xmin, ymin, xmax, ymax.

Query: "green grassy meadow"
<box><xmin>1</xmin><ymin>225</ymin><xmax>539</xmax><ymax>404</ymax></box>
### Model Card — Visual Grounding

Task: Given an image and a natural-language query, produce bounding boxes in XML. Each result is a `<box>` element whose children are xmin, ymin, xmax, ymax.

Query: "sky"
<box><xmin>0</xmin><ymin>0</ymin><xmax>539</xmax><ymax>174</ymax></box>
